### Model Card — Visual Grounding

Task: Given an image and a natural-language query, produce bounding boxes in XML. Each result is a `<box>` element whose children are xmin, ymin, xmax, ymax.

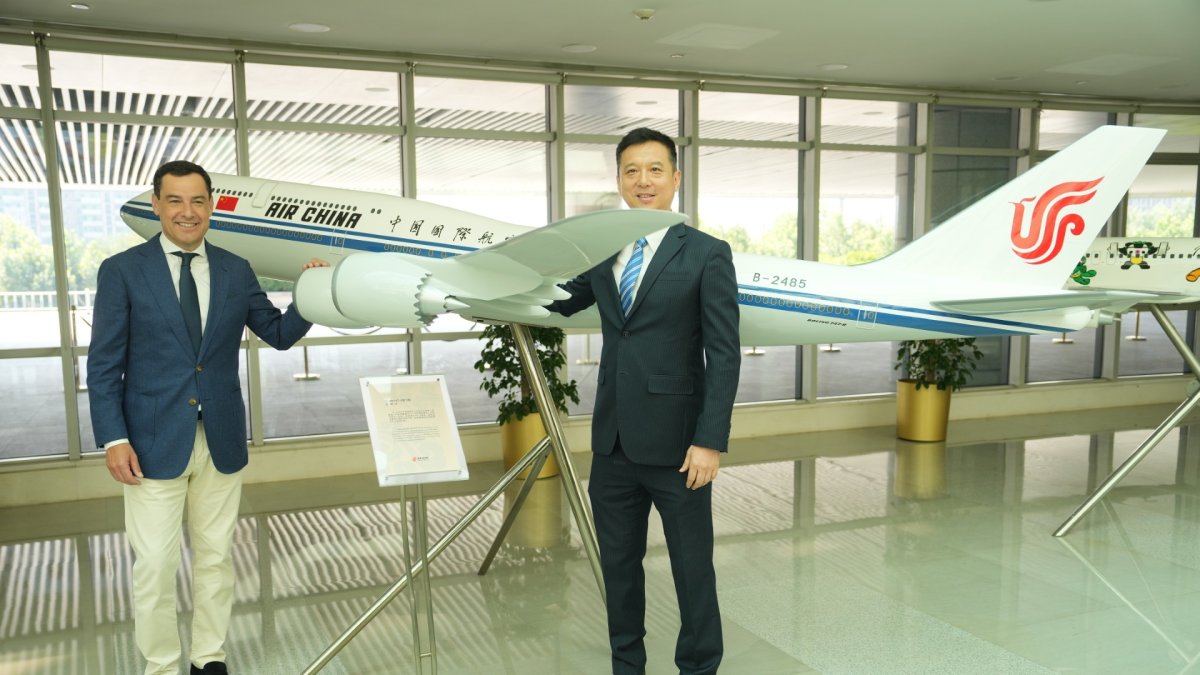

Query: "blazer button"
<box><xmin>188</xmin><ymin>398</ymin><xmax>198</xmax><ymax>406</ymax></box>
<box><xmin>622</xmin><ymin>330</ymin><xmax>630</xmax><ymax>337</ymax></box>
<box><xmin>195</xmin><ymin>365</ymin><xmax>204</xmax><ymax>372</ymax></box>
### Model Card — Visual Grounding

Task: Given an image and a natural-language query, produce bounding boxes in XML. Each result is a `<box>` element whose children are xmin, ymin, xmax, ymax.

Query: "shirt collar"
<box><xmin>159</xmin><ymin>234</ymin><xmax>207</xmax><ymax>259</ymax></box>
<box><xmin>641</xmin><ymin>226</ymin><xmax>670</xmax><ymax>254</ymax></box>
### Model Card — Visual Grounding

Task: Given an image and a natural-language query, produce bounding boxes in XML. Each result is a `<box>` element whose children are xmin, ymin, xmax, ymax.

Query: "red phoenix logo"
<box><xmin>1010</xmin><ymin>178</ymin><xmax>1103</xmax><ymax>265</ymax></box>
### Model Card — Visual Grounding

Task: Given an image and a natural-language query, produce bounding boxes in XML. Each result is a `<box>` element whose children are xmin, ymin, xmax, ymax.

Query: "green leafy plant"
<box><xmin>474</xmin><ymin>324</ymin><xmax>581</xmax><ymax>425</ymax></box>
<box><xmin>894</xmin><ymin>338</ymin><xmax>985</xmax><ymax>391</ymax></box>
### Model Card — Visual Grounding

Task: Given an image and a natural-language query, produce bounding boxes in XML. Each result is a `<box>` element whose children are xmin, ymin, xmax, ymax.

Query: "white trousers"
<box><xmin>124</xmin><ymin>422</ymin><xmax>243</xmax><ymax>675</ymax></box>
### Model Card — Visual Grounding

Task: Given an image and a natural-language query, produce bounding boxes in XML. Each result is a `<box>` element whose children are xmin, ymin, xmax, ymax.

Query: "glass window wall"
<box><xmin>49</xmin><ymin>52</ymin><xmax>234</xmax><ymax>119</ymax></box>
<box><xmin>564</xmin><ymin>85</ymin><xmax>678</xmax><ymax>136</ymax></box>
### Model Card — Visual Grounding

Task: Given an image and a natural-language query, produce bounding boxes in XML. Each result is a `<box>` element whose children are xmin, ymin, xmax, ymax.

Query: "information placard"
<box><xmin>360</xmin><ymin>375</ymin><xmax>469</xmax><ymax>486</ymax></box>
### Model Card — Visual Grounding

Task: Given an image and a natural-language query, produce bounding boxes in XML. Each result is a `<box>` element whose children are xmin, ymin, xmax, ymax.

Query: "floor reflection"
<box><xmin>4</xmin><ymin>407</ymin><xmax>1200</xmax><ymax>673</ymax></box>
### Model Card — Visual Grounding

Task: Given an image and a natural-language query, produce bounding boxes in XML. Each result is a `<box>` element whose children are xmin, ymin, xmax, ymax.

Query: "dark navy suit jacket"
<box><xmin>551</xmin><ymin>223</ymin><xmax>741</xmax><ymax>466</ymax></box>
<box><xmin>88</xmin><ymin>235</ymin><xmax>311</xmax><ymax>479</ymax></box>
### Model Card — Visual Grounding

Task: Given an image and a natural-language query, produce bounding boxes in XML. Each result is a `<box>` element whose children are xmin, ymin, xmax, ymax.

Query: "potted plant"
<box><xmin>893</xmin><ymin>338</ymin><xmax>984</xmax><ymax>442</ymax></box>
<box><xmin>475</xmin><ymin>324</ymin><xmax>581</xmax><ymax>478</ymax></box>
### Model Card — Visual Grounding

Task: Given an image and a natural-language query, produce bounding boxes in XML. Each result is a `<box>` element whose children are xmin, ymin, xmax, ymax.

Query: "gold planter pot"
<box><xmin>894</xmin><ymin>440</ymin><xmax>947</xmax><ymax>499</ymax></box>
<box><xmin>895</xmin><ymin>379</ymin><xmax>951</xmax><ymax>442</ymax></box>
<box><xmin>501</xmin><ymin>412</ymin><xmax>560</xmax><ymax>479</ymax></box>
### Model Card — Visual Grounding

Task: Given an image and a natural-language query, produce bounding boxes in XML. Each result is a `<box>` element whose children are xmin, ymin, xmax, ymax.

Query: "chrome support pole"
<box><xmin>301</xmin><ymin>443</ymin><xmax>545</xmax><ymax>673</ymax></box>
<box><xmin>303</xmin><ymin>323</ymin><xmax>607</xmax><ymax>672</ymax></box>
<box><xmin>478</xmin><ymin>442</ymin><xmax>553</xmax><ymax>575</ymax></box>
<box><xmin>508</xmin><ymin>323</ymin><xmax>606</xmax><ymax>600</ymax></box>
<box><xmin>1055</xmin><ymin>306</ymin><xmax>1200</xmax><ymax>536</ymax></box>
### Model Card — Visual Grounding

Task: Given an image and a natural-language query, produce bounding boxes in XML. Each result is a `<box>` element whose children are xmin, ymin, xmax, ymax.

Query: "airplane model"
<box><xmin>118</xmin><ymin>125</ymin><xmax>1167</xmax><ymax>346</ymax></box>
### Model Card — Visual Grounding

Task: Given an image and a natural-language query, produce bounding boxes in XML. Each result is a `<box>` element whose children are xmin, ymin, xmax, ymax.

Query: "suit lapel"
<box><xmin>626</xmin><ymin>224</ymin><xmax>686</xmax><ymax>319</ymax></box>
<box><xmin>136</xmin><ymin>235</ymin><xmax>194</xmax><ymax>356</ymax></box>
<box><xmin>201</xmin><ymin>244</ymin><xmax>229</xmax><ymax>362</ymax></box>
<box><xmin>595</xmin><ymin>253</ymin><xmax>622</xmax><ymax>321</ymax></box>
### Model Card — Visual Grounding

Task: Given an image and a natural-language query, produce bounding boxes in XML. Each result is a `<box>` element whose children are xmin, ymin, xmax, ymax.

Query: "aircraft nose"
<box><xmin>120</xmin><ymin>190</ymin><xmax>160</xmax><ymax>240</ymax></box>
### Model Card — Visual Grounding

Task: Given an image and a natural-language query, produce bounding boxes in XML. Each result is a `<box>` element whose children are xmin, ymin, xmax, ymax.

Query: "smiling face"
<box><xmin>152</xmin><ymin>172</ymin><xmax>211</xmax><ymax>251</ymax></box>
<box><xmin>617</xmin><ymin>140</ymin><xmax>681</xmax><ymax>212</ymax></box>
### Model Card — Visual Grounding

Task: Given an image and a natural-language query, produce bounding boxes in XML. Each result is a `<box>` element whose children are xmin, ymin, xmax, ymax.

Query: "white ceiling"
<box><xmin>2</xmin><ymin>0</ymin><xmax>1198</xmax><ymax>103</ymax></box>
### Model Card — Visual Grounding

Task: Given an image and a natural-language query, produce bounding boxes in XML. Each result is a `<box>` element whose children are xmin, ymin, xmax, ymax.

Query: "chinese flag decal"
<box><xmin>1010</xmin><ymin>178</ymin><xmax>1103</xmax><ymax>265</ymax></box>
<box><xmin>215</xmin><ymin>195</ymin><xmax>239</xmax><ymax>212</ymax></box>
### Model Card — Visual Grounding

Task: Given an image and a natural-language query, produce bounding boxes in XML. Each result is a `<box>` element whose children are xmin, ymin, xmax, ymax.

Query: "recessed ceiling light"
<box><xmin>670</xmin><ymin>53</ymin><xmax>685</xmax><ymax>59</ymax></box>
<box><xmin>70</xmin><ymin>2</ymin><xmax>90</xmax><ymax>9</ymax></box>
<box><xmin>365</xmin><ymin>86</ymin><xmax>389</xmax><ymax>93</ymax></box>
<box><xmin>992</xmin><ymin>75</ymin><xmax>1021</xmax><ymax>81</ymax></box>
<box><xmin>288</xmin><ymin>23</ymin><xmax>331</xmax><ymax>33</ymax></box>
<box><xmin>562</xmin><ymin>43</ymin><xmax>597</xmax><ymax>53</ymax></box>
<box><xmin>818</xmin><ymin>63</ymin><xmax>849</xmax><ymax>71</ymax></box>
<box><xmin>1073</xmin><ymin>80</ymin><xmax>1089</xmax><ymax>86</ymax></box>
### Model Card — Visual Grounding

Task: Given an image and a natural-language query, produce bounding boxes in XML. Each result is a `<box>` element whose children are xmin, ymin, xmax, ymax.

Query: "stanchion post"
<box><xmin>293</xmin><ymin>345</ymin><xmax>321</xmax><ymax>380</ymax></box>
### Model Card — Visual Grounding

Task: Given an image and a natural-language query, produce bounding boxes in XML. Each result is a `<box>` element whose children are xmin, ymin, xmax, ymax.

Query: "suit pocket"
<box><xmin>647</xmin><ymin>374</ymin><xmax>694</xmax><ymax>395</ymax></box>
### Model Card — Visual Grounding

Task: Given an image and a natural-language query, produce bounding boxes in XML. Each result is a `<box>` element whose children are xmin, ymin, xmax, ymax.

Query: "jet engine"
<box><xmin>294</xmin><ymin>253</ymin><xmax>457</xmax><ymax>329</ymax></box>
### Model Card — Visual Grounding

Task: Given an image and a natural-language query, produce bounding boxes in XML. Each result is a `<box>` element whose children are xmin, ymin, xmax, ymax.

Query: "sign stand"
<box><xmin>303</xmin><ymin>323</ymin><xmax>604</xmax><ymax>673</ymax></box>
<box><xmin>1055</xmin><ymin>305</ymin><xmax>1200</xmax><ymax>536</ymax></box>
<box><xmin>400</xmin><ymin>483</ymin><xmax>437</xmax><ymax>674</ymax></box>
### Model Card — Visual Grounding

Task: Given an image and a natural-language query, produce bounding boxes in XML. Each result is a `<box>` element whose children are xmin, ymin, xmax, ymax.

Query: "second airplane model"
<box><xmin>118</xmin><ymin>125</ymin><xmax>1168</xmax><ymax>345</ymax></box>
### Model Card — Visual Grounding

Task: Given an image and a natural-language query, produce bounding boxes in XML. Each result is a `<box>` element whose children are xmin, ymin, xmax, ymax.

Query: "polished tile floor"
<box><xmin>5</xmin><ymin>404</ymin><xmax>1200</xmax><ymax>674</ymax></box>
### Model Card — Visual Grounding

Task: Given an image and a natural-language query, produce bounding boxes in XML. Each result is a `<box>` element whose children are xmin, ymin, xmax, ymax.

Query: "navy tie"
<box><xmin>172</xmin><ymin>251</ymin><xmax>202</xmax><ymax>355</ymax></box>
<box><xmin>619</xmin><ymin>238</ymin><xmax>648</xmax><ymax>317</ymax></box>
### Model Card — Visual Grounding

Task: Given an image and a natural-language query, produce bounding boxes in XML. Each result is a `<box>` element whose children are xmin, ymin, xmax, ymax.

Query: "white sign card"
<box><xmin>360</xmin><ymin>375</ymin><xmax>469</xmax><ymax>487</ymax></box>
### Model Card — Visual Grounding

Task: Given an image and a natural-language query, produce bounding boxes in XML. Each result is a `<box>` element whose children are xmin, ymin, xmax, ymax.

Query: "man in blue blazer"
<box><xmin>550</xmin><ymin>128</ymin><xmax>741</xmax><ymax>675</ymax></box>
<box><xmin>88</xmin><ymin>161</ymin><xmax>325</xmax><ymax>675</ymax></box>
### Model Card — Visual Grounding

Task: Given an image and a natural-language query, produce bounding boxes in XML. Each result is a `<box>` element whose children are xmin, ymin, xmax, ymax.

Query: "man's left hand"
<box><xmin>302</xmin><ymin>258</ymin><xmax>331</xmax><ymax>270</ymax></box>
<box><xmin>679</xmin><ymin>445</ymin><xmax>720</xmax><ymax>490</ymax></box>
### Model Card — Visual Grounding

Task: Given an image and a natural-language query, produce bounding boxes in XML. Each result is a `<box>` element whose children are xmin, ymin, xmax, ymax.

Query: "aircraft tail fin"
<box><xmin>869</xmin><ymin>125</ymin><xmax>1165</xmax><ymax>289</ymax></box>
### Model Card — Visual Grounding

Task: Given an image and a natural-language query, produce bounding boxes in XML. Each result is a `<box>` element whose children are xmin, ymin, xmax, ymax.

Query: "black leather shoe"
<box><xmin>190</xmin><ymin>662</ymin><xmax>228</xmax><ymax>674</ymax></box>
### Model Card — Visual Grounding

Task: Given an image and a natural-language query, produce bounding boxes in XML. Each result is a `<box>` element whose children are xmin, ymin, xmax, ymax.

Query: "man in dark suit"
<box><xmin>88</xmin><ymin>160</ymin><xmax>326</xmax><ymax>675</ymax></box>
<box><xmin>550</xmin><ymin>128</ymin><xmax>741</xmax><ymax>675</ymax></box>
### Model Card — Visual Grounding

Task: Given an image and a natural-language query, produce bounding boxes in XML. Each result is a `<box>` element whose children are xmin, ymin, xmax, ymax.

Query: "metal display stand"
<box><xmin>302</xmin><ymin>324</ymin><xmax>604</xmax><ymax>673</ymax></box>
<box><xmin>1055</xmin><ymin>306</ymin><xmax>1200</xmax><ymax>536</ymax></box>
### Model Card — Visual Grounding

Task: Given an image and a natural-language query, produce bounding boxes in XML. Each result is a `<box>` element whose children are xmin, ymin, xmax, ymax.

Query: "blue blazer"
<box><xmin>87</xmin><ymin>235</ymin><xmax>311</xmax><ymax>479</ymax></box>
<box><xmin>551</xmin><ymin>223</ymin><xmax>741</xmax><ymax>466</ymax></box>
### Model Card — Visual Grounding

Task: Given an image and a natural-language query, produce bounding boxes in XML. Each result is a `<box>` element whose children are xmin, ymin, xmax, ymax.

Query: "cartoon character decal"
<box><xmin>1118</xmin><ymin>240</ymin><xmax>1159</xmax><ymax>269</ymax></box>
<box><xmin>1070</xmin><ymin>257</ymin><xmax>1097</xmax><ymax>286</ymax></box>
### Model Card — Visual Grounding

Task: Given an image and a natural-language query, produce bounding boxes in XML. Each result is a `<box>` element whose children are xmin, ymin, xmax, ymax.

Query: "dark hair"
<box><xmin>153</xmin><ymin>160</ymin><xmax>212</xmax><ymax>197</ymax></box>
<box><xmin>616</xmin><ymin>127</ymin><xmax>677</xmax><ymax>172</ymax></box>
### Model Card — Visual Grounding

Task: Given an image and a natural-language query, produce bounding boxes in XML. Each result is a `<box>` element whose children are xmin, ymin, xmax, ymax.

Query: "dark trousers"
<box><xmin>588</xmin><ymin>442</ymin><xmax>722</xmax><ymax>675</ymax></box>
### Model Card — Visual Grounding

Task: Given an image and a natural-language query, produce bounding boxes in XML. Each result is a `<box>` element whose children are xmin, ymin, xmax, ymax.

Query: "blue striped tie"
<box><xmin>619</xmin><ymin>238</ymin><xmax>648</xmax><ymax>316</ymax></box>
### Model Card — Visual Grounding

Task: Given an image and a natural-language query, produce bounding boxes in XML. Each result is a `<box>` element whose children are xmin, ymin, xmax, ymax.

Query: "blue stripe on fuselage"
<box><xmin>121</xmin><ymin>201</ymin><xmax>1070</xmax><ymax>336</ymax></box>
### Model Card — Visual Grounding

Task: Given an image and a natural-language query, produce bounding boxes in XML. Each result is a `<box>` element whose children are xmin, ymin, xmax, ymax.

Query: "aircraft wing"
<box><xmin>311</xmin><ymin>208</ymin><xmax>687</xmax><ymax>328</ymax></box>
<box><xmin>418</xmin><ymin>208</ymin><xmax>686</xmax><ymax>302</ymax></box>
<box><xmin>933</xmin><ymin>290</ymin><xmax>1159</xmax><ymax>315</ymax></box>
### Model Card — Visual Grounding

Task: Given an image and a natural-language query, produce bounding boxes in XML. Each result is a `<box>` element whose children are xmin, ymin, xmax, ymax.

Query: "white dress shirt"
<box><xmin>611</xmin><ymin>227</ymin><xmax>669</xmax><ymax>306</ymax></box>
<box><xmin>160</xmin><ymin>236</ymin><xmax>211</xmax><ymax>334</ymax></box>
